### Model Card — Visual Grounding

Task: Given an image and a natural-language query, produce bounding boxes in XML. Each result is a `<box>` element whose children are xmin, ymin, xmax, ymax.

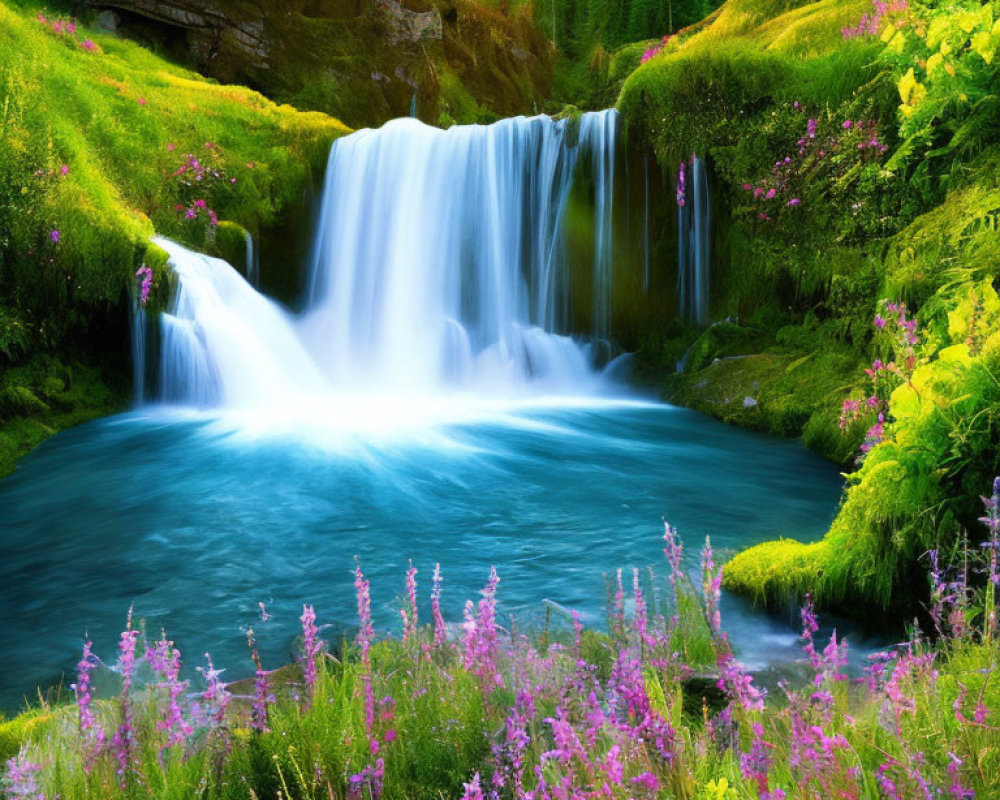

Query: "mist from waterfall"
<box><xmin>154</xmin><ymin>111</ymin><xmax>623</xmax><ymax>413</ymax></box>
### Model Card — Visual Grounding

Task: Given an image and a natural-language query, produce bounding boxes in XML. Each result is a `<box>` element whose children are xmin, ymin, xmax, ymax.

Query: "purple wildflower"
<box><xmin>112</xmin><ymin>608</ymin><xmax>139</xmax><ymax>782</ymax></box>
<box><xmin>195</xmin><ymin>653</ymin><xmax>231</xmax><ymax>729</ymax></box>
<box><xmin>740</xmin><ymin>722</ymin><xmax>773</xmax><ymax>795</ymax></box>
<box><xmin>355</xmin><ymin>561</ymin><xmax>375</xmax><ymax>738</ymax></box>
<box><xmin>461</xmin><ymin>566</ymin><xmax>504</xmax><ymax>696</ymax></box>
<box><xmin>431</xmin><ymin>562</ymin><xmax>446</xmax><ymax>646</ymax></box>
<box><xmin>460</xmin><ymin>772</ymin><xmax>484</xmax><ymax>800</ymax></box>
<box><xmin>402</xmin><ymin>560</ymin><xmax>418</xmax><ymax>643</ymax></box>
<box><xmin>247</xmin><ymin>628</ymin><xmax>273</xmax><ymax>733</ymax></box>
<box><xmin>2</xmin><ymin>750</ymin><xmax>44</xmax><ymax>800</ymax></box>
<box><xmin>152</xmin><ymin>636</ymin><xmax>192</xmax><ymax>749</ymax></box>
<box><xmin>701</xmin><ymin>536</ymin><xmax>722</xmax><ymax>635</ymax></box>
<box><xmin>946</xmin><ymin>753</ymin><xmax>974</xmax><ymax>799</ymax></box>
<box><xmin>71</xmin><ymin>640</ymin><xmax>106</xmax><ymax>768</ymax></box>
<box><xmin>300</xmin><ymin>604</ymin><xmax>324</xmax><ymax>707</ymax></box>
<box><xmin>135</xmin><ymin>264</ymin><xmax>153</xmax><ymax>305</ymax></box>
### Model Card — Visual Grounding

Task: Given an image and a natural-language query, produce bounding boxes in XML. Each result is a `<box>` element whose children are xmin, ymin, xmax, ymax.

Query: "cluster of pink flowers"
<box><xmin>842</xmin><ymin>0</ymin><xmax>909</xmax><ymax>39</ymax></box>
<box><xmin>2</xmin><ymin>751</ymin><xmax>43</xmax><ymax>800</ymax></box>
<box><xmin>112</xmin><ymin>609</ymin><xmax>139</xmax><ymax>784</ymax></box>
<box><xmin>135</xmin><ymin>264</ymin><xmax>153</xmax><ymax>305</ymax></box>
<box><xmin>462</xmin><ymin>566</ymin><xmax>505</xmax><ymax>696</ymax></box>
<box><xmin>195</xmin><ymin>654</ymin><xmax>231</xmax><ymax>730</ymax></box>
<box><xmin>640</xmin><ymin>35</ymin><xmax>672</xmax><ymax>64</ymax></box>
<box><xmin>70</xmin><ymin>639</ymin><xmax>106</xmax><ymax>767</ymax></box>
<box><xmin>840</xmin><ymin>300</ymin><xmax>921</xmax><ymax>458</ymax></box>
<box><xmin>742</xmin><ymin>107</ymin><xmax>887</xmax><ymax>221</ymax></box>
<box><xmin>175</xmin><ymin>198</ymin><xmax>219</xmax><ymax>227</ymax></box>
<box><xmin>169</xmin><ymin>143</ymin><xmax>237</xmax><ymax>231</ymax></box>
<box><xmin>37</xmin><ymin>11</ymin><xmax>99</xmax><ymax>52</ymax></box>
<box><xmin>676</xmin><ymin>160</ymin><xmax>686</xmax><ymax>207</ymax></box>
<box><xmin>401</xmin><ymin>560</ymin><xmax>418</xmax><ymax>642</ymax></box>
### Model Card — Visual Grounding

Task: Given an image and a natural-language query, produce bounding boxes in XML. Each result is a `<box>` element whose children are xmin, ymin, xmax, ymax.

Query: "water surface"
<box><xmin>0</xmin><ymin>398</ymin><xmax>842</xmax><ymax>710</ymax></box>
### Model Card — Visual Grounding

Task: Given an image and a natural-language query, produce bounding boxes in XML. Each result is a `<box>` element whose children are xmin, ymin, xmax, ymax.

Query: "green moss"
<box><xmin>664</xmin><ymin>325</ymin><xmax>864</xmax><ymax>462</ymax></box>
<box><xmin>722</xmin><ymin>538</ymin><xmax>828</xmax><ymax>607</ymax></box>
<box><xmin>0</xmin><ymin>355</ymin><xmax>127</xmax><ymax>478</ymax></box>
<box><xmin>214</xmin><ymin>220</ymin><xmax>250</xmax><ymax>268</ymax></box>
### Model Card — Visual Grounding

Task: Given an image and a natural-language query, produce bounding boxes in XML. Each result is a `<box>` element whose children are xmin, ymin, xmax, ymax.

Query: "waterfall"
<box><xmin>157</xmin><ymin>238</ymin><xmax>327</xmax><ymax>407</ymax></box>
<box><xmin>244</xmin><ymin>230</ymin><xmax>259</xmax><ymax>287</ymax></box>
<box><xmin>131</xmin><ymin>304</ymin><xmax>146</xmax><ymax>405</ymax></box>
<box><xmin>677</xmin><ymin>154</ymin><xmax>711</xmax><ymax>325</ymax></box>
<box><xmin>580</xmin><ymin>112</ymin><xmax>616</xmax><ymax>341</ymax></box>
<box><xmin>152</xmin><ymin>111</ymin><xmax>622</xmax><ymax>408</ymax></box>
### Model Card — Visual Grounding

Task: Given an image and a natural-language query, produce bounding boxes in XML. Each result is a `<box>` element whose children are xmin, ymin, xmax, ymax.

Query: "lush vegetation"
<box><xmin>615</xmin><ymin>0</ymin><xmax>1000</xmax><ymax>618</ymax></box>
<box><xmin>0</xmin><ymin>0</ymin><xmax>347</xmax><ymax>476</ymax></box>
<box><xmin>2</xmin><ymin>510</ymin><xmax>998</xmax><ymax>799</ymax></box>
<box><xmin>3</xmin><ymin>0</ymin><xmax>1000</xmax><ymax>795</ymax></box>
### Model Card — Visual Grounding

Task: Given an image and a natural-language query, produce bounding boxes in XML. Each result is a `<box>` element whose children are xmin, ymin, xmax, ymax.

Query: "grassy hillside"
<box><xmin>0</xmin><ymin>0</ymin><xmax>348</xmax><ymax>476</ymax></box>
<box><xmin>617</xmin><ymin>0</ymin><xmax>1000</xmax><ymax>619</ymax></box>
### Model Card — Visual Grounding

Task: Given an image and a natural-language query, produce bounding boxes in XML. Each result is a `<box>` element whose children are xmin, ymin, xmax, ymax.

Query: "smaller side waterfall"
<box><xmin>131</xmin><ymin>305</ymin><xmax>146</xmax><ymax>405</ymax></box>
<box><xmin>155</xmin><ymin>237</ymin><xmax>327</xmax><ymax>408</ymax></box>
<box><xmin>581</xmin><ymin>112</ymin><xmax>617</xmax><ymax>341</ymax></box>
<box><xmin>677</xmin><ymin>154</ymin><xmax>711</xmax><ymax>325</ymax></box>
<box><xmin>244</xmin><ymin>231</ymin><xmax>259</xmax><ymax>287</ymax></box>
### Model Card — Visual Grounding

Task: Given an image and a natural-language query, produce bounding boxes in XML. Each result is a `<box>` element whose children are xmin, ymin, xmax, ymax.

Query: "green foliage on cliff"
<box><xmin>618</xmin><ymin>0</ymin><xmax>1000</xmax><ymax>618</ymax></box>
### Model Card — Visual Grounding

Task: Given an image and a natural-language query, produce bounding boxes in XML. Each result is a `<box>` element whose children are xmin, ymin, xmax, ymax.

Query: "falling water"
<box><xmin>677</xmin><ymin>154</ymin><xmax>711</xmax><ymax>325</ymax></box>
<box><xmin>581</xmin><ymin>112</ymin><xmax>616</xmax><ymax>341</ymax></box>
<box><xmin>243</xmin><ymin>230</ymin><xmax>259</xmax><ymax>287</ymax></box>
<box><xmin>153</xmin><ymin>111</ymin><xmax>622</xmax><ymax>407</ymax></box>
<box><xmin>130</xmin><ymin>304</ymin><xmax>146</xmax><ymax>404</ymax></box>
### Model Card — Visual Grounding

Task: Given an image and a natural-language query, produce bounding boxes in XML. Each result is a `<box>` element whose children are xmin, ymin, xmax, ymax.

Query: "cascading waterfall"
<box><xmin>153</xmin><ymin>110</ymin><xmax>622</xmax><ymax>409</ymax></box>
<box><xmin>677</xmin><ymin>154</ymin><xmax>711</xmax><ymax>326</ymax></box>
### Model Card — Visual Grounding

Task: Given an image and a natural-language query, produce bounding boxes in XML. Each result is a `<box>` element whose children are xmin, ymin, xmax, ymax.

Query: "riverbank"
<box><xmin>1</xmin><ymin>532</ymin><xmax>996</xmax><ymax>799</ymax></box>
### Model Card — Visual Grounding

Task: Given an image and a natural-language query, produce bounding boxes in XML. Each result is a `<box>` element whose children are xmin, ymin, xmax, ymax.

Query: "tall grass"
<box><xmin>2</xmin><ymin>512</ymin><xmax>998</xmax><ymax>799</ymax></box>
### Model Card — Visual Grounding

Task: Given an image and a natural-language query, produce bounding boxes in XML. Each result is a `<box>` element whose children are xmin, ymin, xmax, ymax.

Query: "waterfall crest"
<box><xmin>153</xmin><ymin>111</ymin><xmax>622</xmax><ymax>408</ymax></box>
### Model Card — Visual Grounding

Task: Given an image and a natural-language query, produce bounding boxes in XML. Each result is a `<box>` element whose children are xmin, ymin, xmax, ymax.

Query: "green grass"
<box><xmin>1</xmin><ymin>562</ymin><xmax>997</xmax><ymax>799</ymax></box>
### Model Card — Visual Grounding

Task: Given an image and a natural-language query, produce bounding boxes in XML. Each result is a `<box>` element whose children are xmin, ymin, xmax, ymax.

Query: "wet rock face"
<box><xmin>87</xmin><ymin>1</ymin><xmax>270</xmax><ymax>68</ymax></box>
<box><xmin>379</xmin><ymin>0</ymin><xmax>442</xmax><ymax>45</ymax></box>
<box><xmin>85</xmin><ymin>0</ymin><xmax>552</xmax><ymax>128</ymax></box>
